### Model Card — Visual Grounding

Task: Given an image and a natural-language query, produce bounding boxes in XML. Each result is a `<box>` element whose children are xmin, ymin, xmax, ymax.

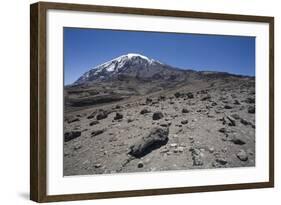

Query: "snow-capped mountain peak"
<box><xmin>74</xmin><ymin>53</ymin><xmax>166</xmax><ymax>85</ymax></box>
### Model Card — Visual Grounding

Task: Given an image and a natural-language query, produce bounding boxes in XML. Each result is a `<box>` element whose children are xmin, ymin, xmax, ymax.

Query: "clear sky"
<box><xmin>64</xmin><ymin>27</ymin><xmax>255</xmax><ymax>85</ymax></box>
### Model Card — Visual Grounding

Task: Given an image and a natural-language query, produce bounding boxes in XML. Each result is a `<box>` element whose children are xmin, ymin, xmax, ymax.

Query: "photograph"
<box><xmin>63</xmin><ymin>27</ymin><xmax>256</xmax><ymax>176</ymax></box>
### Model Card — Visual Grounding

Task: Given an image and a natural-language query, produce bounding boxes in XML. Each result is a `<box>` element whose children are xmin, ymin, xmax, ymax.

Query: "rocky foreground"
<box><xmin>63</xmin><ymin>78</ymin><xmax>255</xmax><ymax>176</ymax></box>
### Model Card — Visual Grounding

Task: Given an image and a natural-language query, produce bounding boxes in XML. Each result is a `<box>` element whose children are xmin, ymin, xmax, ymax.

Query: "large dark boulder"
<box><xmin>129</xmin><ymin>127</ymin><xmax>169</xmax><ymax>158</ymax></box>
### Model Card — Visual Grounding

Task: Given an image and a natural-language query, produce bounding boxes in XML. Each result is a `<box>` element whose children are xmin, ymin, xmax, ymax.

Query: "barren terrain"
<box><xmin>63</xmin><ymin>75</ymin><xmax>255</xmax><ymax>176</ymax></box>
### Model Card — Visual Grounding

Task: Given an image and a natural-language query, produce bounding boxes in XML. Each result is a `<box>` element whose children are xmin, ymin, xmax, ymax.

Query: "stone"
<box><xmin>181</xmin><ymin>120</ymin><xmax>188</xmax><ymax>125</ymax></box>
<box><xmin>208</xmin><ymin>147</ymin><xmax>215</xmax><ymax>153</ymax></box>
<box><xmin>96</xmin><ymin>110</ymin><xmax>108</xmax><ymax>120</ymax></box>
<box><xmin>152</xmin><ymin>112</ymin><xmax>164</xmax><ymax>120</ymax></box>
<box><xmin>137</xmin><ymin>161</ymin><xmax>144</xmax><ymax>168</ymax></box>
<box><xmin>201</xmin><ymin>95</ymin><xmax>211</xmax><ymax>101</ymax></box>
<box><xmin>224</xmin><ymin>105</ymin><xmax>233</xmax><ymax>109</ymax></box>
<box><xmin>66</xmin><ymin>117</ymin><xmax>80</xmax><ymax>124</ymax></box>
<box><xmin>140</xmin><ymin>108</ymin><xmax>150</xmax><ymax>114</ymax></box>
<box><xmin>227</xmin><ymin>115</ymin><xmax>236</xmax><ymax>126</ymax></box>
<box><xmin>170</xmin><ymin>143</ymin><xmax>178</xmax><ymax>148</ymax></box>
<box><xmin>248</xmin><ymin>106</ymin><xmax>255</xmax><ymax>114</ymax></box>
<box><xmin>91</xmin><ymin>129</ymin><xmax>104</xmax><ymax>137</ymax></box>
<box><xmin>158</xmin><ymin>95</ymin><xmax>166</xmax><ymax>101</ymax></box>
<box><xmin>127</xmin><ymin>118</ymin><xmax>134</xmax><ymax>123</ymax></box>
<box><xmin>128</xmin><ymin>127</ymin><xmax>169</xmax><ymax>158</ymax></box>
<box><xmin>231</xmin><ymin>113</ymin><xmax>240</xmax><ymax>120</ymax></box>
<box><xmin>177</xmin><ymin>147</ymin><xmax>184</xmax><ymax>152</ymax></box>
<box><xmin>237</xmin><ymin>150</ymin><xmax>248</xmax><ymax>161</ymax></box>
<box><xmin>218</xmin><ymin>127</ymin><xmax>227</xmax><ymax>133</ymax></box>
<box><xmin>190</xmin><ymin>148</ymin><xmax>204</xmax><ymax>166</ymax></box>
<box><xmin>182</xmin><ymin>108</ymin><xmax>189</xmax><ymax>113</ymax></box>
<box><xmin>211</xmin><ymin>102</ymin><xmax>217</xmax><ymax>106</ymax></box>
<box><xmin>186</xmin><ymin>92</ymin><xmax>194</xmax><ymax>99</ymax></box>
<box><xmin>89</xmin><ymin>120</ymin><xmax>99</xmax><ymax>126</ymax></box>
<box><xmin>64</xmin><ymin>131</ymin><xmax>81</xmax><ymax>142</ymax></box>
<box><xmin>216</xmin><ymin>158</ymin><xmax>228</xmax><ymax>165</ymax></box>
<box><xmin>240</xmin><ymin>118</ymin><xmax>250</xmax><ymax>125</ymax></box>
<box><xmin>160</xmin><ymin>123</ymin><xmax>170</xmax><ymax>127</ymax></box>
<box><xmin>87</xmin><ymin>111</ymin><xmax>97</xmax><ymax>119</ymax></box>
<box><xmin>174</xmin><ymin>92</ymin><xmax>184</xmax><ymax>98</ymax></box>
<box><xmin>233</xmin><ymin>99</ymin><xmax>241</xmax><ymax>105</ymax></box>
<box><xmin>94</xmin><ymin>163</ymin><xmax>102</xmax><ymax>168</ymax></box>
<box><xmin>146</xmin><ymin>97</ymin><xmax>153</xmax><ymax>104</ymax></box>
<box><xmin>230</xmin><ymin>136</ymin><xmax>246</xmax><ymax>145</ymax></box>
<box><xmin>114</xmin><ymin>112</ymin><xmax>123</xmax><ymax>120</ymax></box>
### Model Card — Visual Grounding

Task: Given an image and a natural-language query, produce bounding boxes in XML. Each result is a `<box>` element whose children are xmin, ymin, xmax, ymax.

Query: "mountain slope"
<box><xmin>73</xmin><ymin>53</ymin><xmax>191</xmax><ymax>85</ymax></box>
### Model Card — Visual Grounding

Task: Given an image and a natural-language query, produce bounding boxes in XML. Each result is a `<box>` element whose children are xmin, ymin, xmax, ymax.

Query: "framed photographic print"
<box><xmin>30</xmin><ymin>1</ymin><xmax>274</xmax><ymax>202</ymax></box>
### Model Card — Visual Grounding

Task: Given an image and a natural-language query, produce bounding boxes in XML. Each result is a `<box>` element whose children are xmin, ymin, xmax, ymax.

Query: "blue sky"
<box><xmin>64</xmin><ymin>27</ymin><xmax>255</xmax><ymax>85</ymax></box>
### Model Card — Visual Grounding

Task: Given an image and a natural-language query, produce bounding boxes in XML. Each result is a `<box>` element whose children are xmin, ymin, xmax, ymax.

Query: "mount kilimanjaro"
<box><xmin>64</xmin><ymin>53</ymin><xmax>255</xmax><ymax>176</ymax></box>
<box><xmin>74</xmin><ymin>53</ymin><xmax>187</xmax><ymax>85</ymax></box>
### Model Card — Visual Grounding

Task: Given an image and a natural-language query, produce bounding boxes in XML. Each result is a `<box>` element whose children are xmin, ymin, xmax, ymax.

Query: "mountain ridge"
<box><xmin>72</xmin><ymin>53</ymin><xmax>253</xmax><ymax>86</ymax></box>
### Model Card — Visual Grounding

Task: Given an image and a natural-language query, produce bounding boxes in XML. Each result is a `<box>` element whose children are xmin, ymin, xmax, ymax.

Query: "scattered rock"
<box><xmin>176</xmin><ymin>146</ymin><xmax>184</xmax><ymax>153</ymax></box>
<box><xmin>182</xmin><ymin>108</ymin><xmax>189</xmax><ymax>113</ymax></box>
<box><xmin>96</xmin><ymin>110</ymin><xmax>108</xmax><ymax>120</ymax></box>
<box><xmin>115</xmin><ymin>105</ymin><xmax>121</xmax><ymax>109</ymax></box>
<box><xmin>186</xmin><ymin>92</ymin><xmax>194</xmax><ymax>99</ymax></box>
<box><xmin>237</xmin><ymin>150</ymin><xmax>248</xmax><ymax>161</ymax></box>
<box><xmin>190</xmin><ymin>148</ymin><xmax>204</xmax><ymax>166</ymax></box>
<box><xmin>87</xmin><ymin>111</ymin><xmax>97</xmax><ymax>119</ymax></box>
<box><xmin>221</xmin><ymin>147</ymin><xmax>228</xmax><ymax>153</ymax></box>
<box><xmin>66</xmin><ymin>117</ymin><xmax>80</xmax><ymax>124</ymax></box>
<box><xmin>218</xmin><ymin>127</ymin><xmax>227</xmax><ymax>133</ymax></box>
<box><xmin>208</xmin><ymin>147</ymin><xmax>215</xmax><ymax>153</ymax></box>
<box><xmin>229</xmin><ymin>136</ymin><xmax>246</xmax><ymax>145</ymax></box>
<box><xmin>140</xmin><ymin>108</ymin><xmax>150</xmax><ymax>114</ymax></box>
<box><xmin>226</xmin><ymin>115</ymin><xmax>236</xmax><ymax>126</ymax></box>
<box><xmin>127</xmin><ymin>118</ymin><xmax>134</xmax><ymax>123</ymax></box>
<box><xmin>158</xmin><ymin>95</ymin><xmax>166</xmax><ymax>101</ymax></box>
<box><xmin>160</xmin><ymin>123</ymin><xmax>171</xmax><ymax>127</ymax></box>
<box><xmin>64</xmin><ymin>131</ymin><xmax>81</xmax><ymax>142</ymax></box>
<box><xmin>231</xmin><ymin>114</ymin><xmax>240</xmax><ymax>120</ymax></box>
<box><xmin>91</xmin><ymin>129</ymin><xmax>104</xmax><ymax>137</ymax></box>
<box><xmin>174</xmin><ymin>92</ymin><xmax>184</xmax><ymax>98</ymax></box>
<box><xmin>211</xmin><ymin>102</ymin><xmax>217</xmax><ymax>106</ymax></box>
<box><xmin>201</xmin><ymin>95</ymin><xmax>211</xmax><ymax>101</ymax></box>
<box><xmin>233</xmin><ymin>100</ymin><xmax>241</xmax><ymax>105</ymax></box>
<box><xmin>181</xmin><ymin>120</ymin><xmax>188</xmax><ymax>125</ymax></box>
<box><xmin>89</xmin><ymin>120</ymin><xmax>99</xmax><ymax>126</ymax></box>
<box><xmin>224</xmin><ymin>105</ymin><xmax>233</xmax><ymax>109</ymax></box>
<box><xmin>152</xmin><ymin>112</ymin><xmax>164</xmax><ymax>120</ymax></box>
<box><xmin>114</xmin><ymin>112</ymin><xmax>123</xmax><ymax>120</ymax></box>
<box><xmin>170</xmin><ymin>143</ymin><xmax>178</xmax><ymax>148</ymax></box>
<box><xmin>94</xmin><ymin>163</ymin><xmax>102</xmax><ymax>168</ymax></box>
<box><xmin>240</xmin><ymin>118</ymin><xmax>250</xmax><ymax>125</ymax></box>
<box><xmin>128</xmin><ymin>127</ymin><xmax>169</xmax><ymax>158</ymax></box>
<box><xmin>222</xmin><ymin>115</ymin><xmax>236</xmax><ymax>126</ymax></box>
<box><xmin>248</xmin><ymin>106</ymin><xmax>255</xmax><ymax>114</ymax></box>
<box><xmin>137</xmin><ymin>161</ymin><xmax>144</xmax><ymax>168</ymax></box>
<box><xmin>216</xmin><ymin>158</ymin><xmax>228</xmax><ymax>165</ymax></box>
<box><xmin>146</xmin><ymin>97</ymin><xmax>153</xmax><ymax>104</ymax></box>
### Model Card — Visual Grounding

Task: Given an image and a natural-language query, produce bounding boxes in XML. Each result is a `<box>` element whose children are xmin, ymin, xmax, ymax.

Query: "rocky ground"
<box><xmin>63</xmin><ymin>77</ymin><xmax>255</xmax><ymax>176</ymax></box>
